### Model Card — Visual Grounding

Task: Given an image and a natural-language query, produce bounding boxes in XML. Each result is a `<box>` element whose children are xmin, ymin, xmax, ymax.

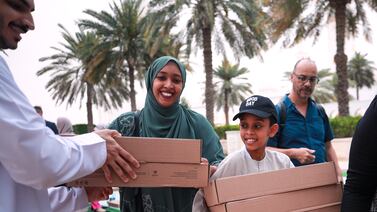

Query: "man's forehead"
<box><xmin>295</xmin><ymin>60</ymin><xmax>317</xmax><ymax>73</ymax></box>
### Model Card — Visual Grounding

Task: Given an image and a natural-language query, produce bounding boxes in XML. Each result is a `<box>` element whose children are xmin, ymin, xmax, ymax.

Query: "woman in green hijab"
<box><xmin>108</xmin><ymin>56</ymin><xmax>224</xmax><ymax>212</ymax></box>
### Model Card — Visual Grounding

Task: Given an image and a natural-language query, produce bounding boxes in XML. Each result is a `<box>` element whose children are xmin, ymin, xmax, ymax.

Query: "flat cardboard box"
<box><xmin>293</xmin><ymin>202</ymin><xmax>341</xmax><ymax>212</ymax></box>
<box><xmin>209</xmin><ymin>184</ymin><xmax>342</xmax><ymax>212</ymax></box>
<box><xmin>67</xmin><ymin>162</ymin><xmax>209</xmax><ymax>187</ymax></box>
<box><xmin>204</xmin><ymin>162</ymin><xmax>338</xmax><ymax>207</ymax></box>
<box><xmin>115</xmin><ymin>137</ymin><xmax>202</xmax><ymax>163</ymax></box>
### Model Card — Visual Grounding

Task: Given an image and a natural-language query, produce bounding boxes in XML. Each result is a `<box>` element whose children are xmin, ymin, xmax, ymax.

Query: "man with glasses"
<box><xmin>267</xmin><ymin>58</ymin><xmax>342</xmax><ymax>182</ymax></box>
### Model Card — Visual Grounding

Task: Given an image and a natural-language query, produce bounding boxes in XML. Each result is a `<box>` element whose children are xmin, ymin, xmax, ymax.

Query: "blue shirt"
<box><xmin>267</xmin><ymin>94</ymin><xmax>334</xmax><ymax>166</ymax></box>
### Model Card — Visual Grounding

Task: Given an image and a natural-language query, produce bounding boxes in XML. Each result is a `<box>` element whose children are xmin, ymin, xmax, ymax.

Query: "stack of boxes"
<box><xmin>68</xmin><ymin>137</ymin><xmax>209</xmax><ymax>188</ymax></box>
<box><xmin>204</xmin><ymin>162</ymin><xmax>342</xmax><ymax>212</ymax></box>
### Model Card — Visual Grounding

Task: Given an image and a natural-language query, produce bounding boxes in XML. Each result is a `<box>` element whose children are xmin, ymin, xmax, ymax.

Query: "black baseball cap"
<box><xmin>232</xmin><ymin>95</ymin><xmax>278</xmax><ymax>123</ymax></box>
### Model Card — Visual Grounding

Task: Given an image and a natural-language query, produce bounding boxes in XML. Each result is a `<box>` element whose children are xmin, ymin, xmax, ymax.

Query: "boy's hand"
<box><xmin>201</xmin><ymin>158</ymin><xmax>217</xmax><ymax>176</ymax></box>
<box><xmin>210</xmin><ymin>165</ymin><xmax>217</xmax><ymax>176</ymax></box>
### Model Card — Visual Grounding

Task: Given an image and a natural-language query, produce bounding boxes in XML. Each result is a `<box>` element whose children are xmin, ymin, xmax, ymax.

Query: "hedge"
<box><xmin>73</xmin><ymin>124</ymin><xmax>89</xmax><ymax>135</ymax></box>
<box><xmin>214</xmin><ymin>124</ymin><xmax>240</xmax><ymax>139</ymax></box>
<box><xmin>214</xmin><ymin>116</ymin><xmax>362</xmax><ymax>139</ymax></box>
<box><xmin>329</xmin><ymin>116</ymin><xmax>361</xmax><ymax>138</ymax></box>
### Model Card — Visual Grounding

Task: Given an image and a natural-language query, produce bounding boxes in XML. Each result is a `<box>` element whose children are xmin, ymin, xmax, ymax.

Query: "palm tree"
<box><xmin>214</xmin><ymin>57</ymin><xmax>252</xmax><ymax>125</ymax></box>
<box><xmin>37</xmin><ymin>25</ymin><xmax>129</xmax><ymax>132</ymax></box>
<box><xmin>313</xmin><ymin>69</ymin><xmax>337</xmax><ymax>103</ymax></box>
<box><xmin>79</xmin><ymin>0</ymin><xmax>150</xmax><ymax>111</ymax></box>
<box><xmin>149</xmin><ymin>0</ymin><xmax>269</xmax><ymax>125</ymax></box>
<box><xmin>266</xmin><ymin>0</ymin><xmax>377</xmax><ymax>116</ymax></box>
<box><xmin>283</xmin><ymin>69</ymin><xmax>336</xmax><ymax>103</ymax></box>
<box><xmin>348</xmin><ymin>52</ymin><xmax>376</xmax><ymax>100</ymax></box>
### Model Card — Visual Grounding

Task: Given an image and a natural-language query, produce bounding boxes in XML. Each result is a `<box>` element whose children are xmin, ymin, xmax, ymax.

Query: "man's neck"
<box><xmin>288</xmin><ymin>92</ymin><xmax>309</xmax><ymax>107</ymax></box>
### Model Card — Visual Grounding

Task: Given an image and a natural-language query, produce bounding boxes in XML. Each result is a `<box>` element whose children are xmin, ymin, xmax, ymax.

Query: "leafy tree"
<box><xmin>149</xmin><ymin>0</ymin><xmax>269</xmax><ymax>124</ymax></box>
<box><xmin>37</xmin><ymin>25</ymin><xmax>129</xmax><ymax>132</ymax></box>
<box><xmin>214</xmin><ymin>57</ymin><xmax>252</xmax><ymax>125</ymax></box>
<box><xmin>265</xmin><ymin>0</ymin><xmax>377</xmax><ymax>116</ymax></box>
<box><xmin>348</xmin><ymin>52</ymin><xmax>376</xmax><ymax>100</ymax></box>
<box><xmin>79</xmin><ymin>0</ymin><xmax>151</xmax><ymax>111</ymax></box>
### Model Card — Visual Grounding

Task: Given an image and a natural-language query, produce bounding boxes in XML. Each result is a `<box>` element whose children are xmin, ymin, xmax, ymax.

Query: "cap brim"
<box><xmin>232</xmin><ymin>109</ymin><xmax>271</xmax><ymax>121</ymax></box>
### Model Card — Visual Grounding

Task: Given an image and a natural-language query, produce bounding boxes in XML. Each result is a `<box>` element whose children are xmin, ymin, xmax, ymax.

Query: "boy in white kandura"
<box><xmin>192</xmin><ymin>95</ymin><xmax>295</xmax><ymax>211</ymax></box>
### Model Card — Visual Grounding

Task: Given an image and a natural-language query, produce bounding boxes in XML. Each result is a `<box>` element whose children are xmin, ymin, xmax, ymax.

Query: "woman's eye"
<box><xmin>156</xmin><ymin>76</ymin><xmax>166</xmax><ymax>81</ymax></box>
<box><xmin>173</xmin><ymin>78</ymin><xmax>182</xmax><ymax>84</ymax></box>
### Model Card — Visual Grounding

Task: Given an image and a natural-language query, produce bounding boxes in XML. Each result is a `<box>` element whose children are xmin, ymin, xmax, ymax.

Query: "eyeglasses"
<box><xmin>293</xmin><ymin>73</ymin><xmax>319</xmax><ymax>84</ymax></box>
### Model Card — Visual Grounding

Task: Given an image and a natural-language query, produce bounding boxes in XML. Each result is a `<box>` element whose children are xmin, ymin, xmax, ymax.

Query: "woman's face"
<box><xmin>152</xmin><ymin>62</ymin><xmax>183</xmax><ymax>108</ymax></box>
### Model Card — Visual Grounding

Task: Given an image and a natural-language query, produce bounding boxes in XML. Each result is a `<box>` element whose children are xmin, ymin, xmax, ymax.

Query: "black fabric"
<box><xmin>341</xmin><ymin>96</ymin><xmax>377</xmax><ymax>211</ymax></box>
<box><xmin>45</xmin><ymin>120</ymin><xmax>58</xmax><ymax>134</ymax></box>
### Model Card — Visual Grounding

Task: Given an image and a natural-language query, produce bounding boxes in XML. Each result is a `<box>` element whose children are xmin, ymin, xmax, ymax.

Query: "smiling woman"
<box><xmin>107</xmin><ymin>55</ymin><xmax>225</xmax><ymax>212</ymax></box>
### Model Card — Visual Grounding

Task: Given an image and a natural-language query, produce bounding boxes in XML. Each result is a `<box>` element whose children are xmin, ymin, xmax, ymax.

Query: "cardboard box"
<box><xmin>209</xmin><ymin>184</ymin><xmax>343</xmax><ymax>212</ymax></box>
<box><xmin>204</xmin><ymin>162</ymin><xmax>338</xmax><ymax>207</ymax></box>
<box><xmin>67</xmin><ymin>162</ymin><xmax>209</xmax><ymax>187</ymax></box>
<box><xmin>115</xmin><ymin>137</ymin><xmax>202</xmax><ymax>163</ymax></box>
<box><xmin>293</xmin><ymin>202</ymin><xmax>341</xmax><ymax>212</ymax></box>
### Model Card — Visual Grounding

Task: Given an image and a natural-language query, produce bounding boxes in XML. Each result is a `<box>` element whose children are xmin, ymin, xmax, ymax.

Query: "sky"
<box><xmin>2</xmin><ymin>0</ymin><xmax>377</xmax><ymax>126</ymax></box>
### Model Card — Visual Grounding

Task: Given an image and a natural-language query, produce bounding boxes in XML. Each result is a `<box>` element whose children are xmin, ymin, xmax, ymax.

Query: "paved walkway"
<box><xmin>332</xmin><ymin>137</ymin><xmax>352</xmax><ymax>172</ymax></box>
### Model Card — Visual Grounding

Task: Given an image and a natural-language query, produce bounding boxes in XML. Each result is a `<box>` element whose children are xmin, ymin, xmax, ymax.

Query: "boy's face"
<box><xmin>239</xmin><ymin>113</ymin><xmax>278</xmax><ymax>157</ymax></box>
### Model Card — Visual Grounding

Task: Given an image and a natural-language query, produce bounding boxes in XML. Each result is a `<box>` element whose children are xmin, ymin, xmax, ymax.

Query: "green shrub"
<box><xmin>214</xmin><ymin>125</ymin><xmax>240</xmax><ymax>139</ymax></box>
<box><xmin>73</xmin><ymin>124</ymin><xmax>88</xmax><ymax>135</ymax></box>
<box><xmin>330</xmin><ymin>116</ymin><xmax>361</xmax><ymax>138</ymax></box>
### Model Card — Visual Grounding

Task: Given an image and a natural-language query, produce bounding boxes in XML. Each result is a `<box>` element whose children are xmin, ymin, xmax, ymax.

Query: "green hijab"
<box><xmin>116</xmin><ymin>56</ymin><xmax>224</xmax><ymax>212</ymax></box>
<box><xmin>140</xmin><ymin>56</ymin><xmax>198</xmax><ymax>138</ymax></box>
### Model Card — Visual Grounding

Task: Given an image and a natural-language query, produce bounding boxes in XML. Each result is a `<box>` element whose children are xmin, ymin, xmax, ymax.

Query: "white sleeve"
<box><xmin>48</xmin><ymin>187</ymin><xmax>88</xmax><ymax>212</ymax></box>
<box><xmin>192</xmin><ymin>189</ymin><xmax>210</xmax><ymax>212</ymax></box>
<box><xmin>0</xmin><ymin>57</ymin><xmax>107</xmax><ymax>189</ymax></box>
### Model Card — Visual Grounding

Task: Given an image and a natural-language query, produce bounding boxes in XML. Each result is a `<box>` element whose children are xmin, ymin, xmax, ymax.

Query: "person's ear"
<box><xmin>269</xmin><ymin>123</ymin><xmax>279</xmax><ymax>138</ymax></box>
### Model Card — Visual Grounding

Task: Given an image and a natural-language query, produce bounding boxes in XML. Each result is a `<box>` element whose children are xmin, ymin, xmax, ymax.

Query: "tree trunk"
<box><xmin>202</xmin><ymin>26</ymin><xmax>214</xmax><ymax>125</ymax></box>
<box><xmin>224</xmin><ymin>90</ymin><xmax>229</xmax><ymax>125</ymax></box>
<box><xmin>356</xmin><ymin>86</ymin><xmax>359</xmax><ymax>100</ymax></box>
<box><xmin>127</xmin><ymin>58</ymin><xmax>137</xmax><ymax>111</ymax></box>
<box><xmin>86</xmin><ymin>83</ymin><xmax>94</xmax><ymax>132</ymax></box>
<box><xmin>333</xmin><ymin>0</ymin><xmax>350</xmax><ymax>116</ymax></box>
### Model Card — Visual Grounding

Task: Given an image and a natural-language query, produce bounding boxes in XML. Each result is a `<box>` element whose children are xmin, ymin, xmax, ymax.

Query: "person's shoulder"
<box><xmin>226</xmin><ymin>148</ymin><xmax>245</xmax><ymax>161</ymax></box>
<box><xmin>266</xmin><ymin>149</ymin><xmax>292</xmax><ymax>164</ymax></box>
<box><xmin>108</xmin><ymin>111</ymin><xmax>136</xmax><ymax>129</ymax></box>
<box><xmin>188</xmin><ymin>109</ymin><xmax>207</xmax><ymax>120</ymax></box>
<box><xmin>215</xmin><ymin>149</ymin><xmax>240</xmax><ymax>166</ymax></box>
<box><xmin>45</xmin><ymin>120</ymin><xmax>54</xmax><ymax>125</ymax></box>
<box><xmin>114</xmin><ymin>111</ymin><xmax>136</xmax><ymax>121</ymax></box>
<box><xmin>185</xmin><ymin>108</ymin><xmax>213</xmax><ymax>127</ymax></box>
<box><xmin>211</xmin><ymin>149</ymin><xmax>244</xmax><ymax>179</ymax></box>
<box><xmin>46</xmin><ymin>120</ymin><xmax>57</xmax><ymax>128</ymax></box>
